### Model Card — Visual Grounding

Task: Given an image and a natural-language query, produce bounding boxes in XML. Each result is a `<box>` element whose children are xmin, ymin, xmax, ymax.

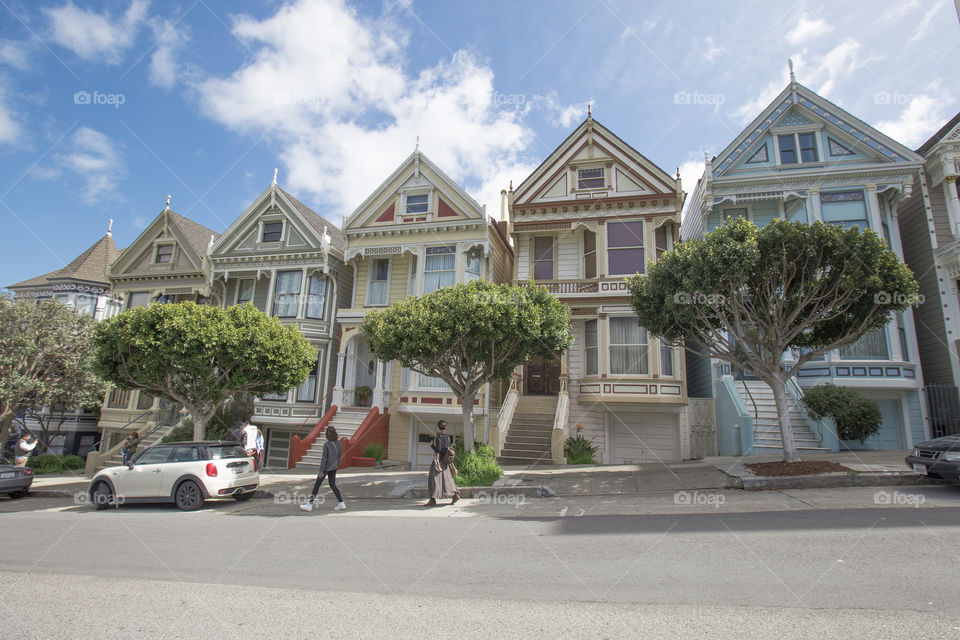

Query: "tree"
<box><xmin>628</xmin><ymin>218</ymin><xmax>918</xmax><ymax>463</ymax></box>
<box><xmin>92</xmin><ymin>302</ymin><xmax>317</xmax><ymax>440</ymax></box>
<box><xmin>0</xmin><ymin>294</ymin><xmax>108</xmax><ymax>446</ymax></box>
<box><xmin>360</xmin><ymin>280</ymin><xmax>574</xmax><ymax>451</ymax></box>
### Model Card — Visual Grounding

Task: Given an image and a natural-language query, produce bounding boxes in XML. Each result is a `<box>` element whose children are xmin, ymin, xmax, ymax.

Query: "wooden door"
<box><xmin>525</xmin><ymin>356</ymin><xmax>561</xmax><ymax>395</ymax></box>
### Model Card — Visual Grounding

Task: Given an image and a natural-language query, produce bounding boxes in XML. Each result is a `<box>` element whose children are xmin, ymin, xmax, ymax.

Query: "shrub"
<box><xmin>802</xmin><ymin>384</ymin><xmax>882</xmax><ymax>443</ymax></box>
<box><xmin>564</xmin><ymin>434</ymin><xmax>598</xmax><ymax>465</ymax></box>
<box><xmin>25</xmin><ymin>454</ymin><xmax>85</xmax><ymax>474</ymax></box>
<box><xmin>363</xmin><ymin>442</ymin><xmax>385</xmax><ymax>462</ymax></box>
<box><xmin>162</xmin><ymin>424</ymin><xmax>194</xmax><ymax>443</ymax></box>
<box><xmin>61</xmin><ymin>454</ymin><xmax>85</xmax><ymax>470</ymax></box>
<box><xmin>452</xmin><ymin>441</ymin><xmax>502</xmax><ymax>486</ymax></box>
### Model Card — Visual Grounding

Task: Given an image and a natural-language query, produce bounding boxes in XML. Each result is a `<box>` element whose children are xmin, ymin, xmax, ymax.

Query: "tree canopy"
<box><xmin>0</xmin><ymin>294</ymin><xmax>108</xmax><ymax>442</ymax></box>
<box><xmin>628</xmin><ymin>217</ymin><xmax>918</xmax><ymax>462</ymax></box>
<box><xmin>361</xmin><ymin>280</ymin><xmax>573</xmax><ymax>450</ymax></box>
<box><xmin>92</xmin><ymin>301</ymin><xmax>317</xmax><ymax>440</ymax></box>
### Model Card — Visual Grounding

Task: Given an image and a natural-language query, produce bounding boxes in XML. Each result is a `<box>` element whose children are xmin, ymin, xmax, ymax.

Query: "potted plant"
<box><xmin>354</xmin><ymin>385</ymin><xmax>372</xmax><ymax>407</ymax></box>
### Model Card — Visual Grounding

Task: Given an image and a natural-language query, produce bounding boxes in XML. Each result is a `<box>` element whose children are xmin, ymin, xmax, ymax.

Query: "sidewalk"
<box><xmin>25</xmin><ymin>450</ymin><xmax>934</xmax><ymax>500</ymax></box>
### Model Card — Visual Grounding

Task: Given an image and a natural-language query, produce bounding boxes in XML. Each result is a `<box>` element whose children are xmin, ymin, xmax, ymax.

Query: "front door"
<box><xmin>525</xmin><ymin>356</ymin><xmax>561</xmax><ymax>395</ymax></box>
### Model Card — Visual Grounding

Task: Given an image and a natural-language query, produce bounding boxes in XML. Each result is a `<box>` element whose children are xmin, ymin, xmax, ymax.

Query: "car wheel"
<box><xmin>233</xmin><ymin>491</ymin><xmax>254</xmax><ymax>502</ymax></box>
<box><xmin>8</xmin><ymin>489</ymin><xmax>27</xmax><ymax>499</ymax></box>
<box><xmin>175</xmin><ymin>480</ymin><xmax>204</xmax><ymax>511</ymax></box>
<box><xmin>92</xmin><ymin>481</ymin><xmax>112</xmax><ymax>510</ymax></box>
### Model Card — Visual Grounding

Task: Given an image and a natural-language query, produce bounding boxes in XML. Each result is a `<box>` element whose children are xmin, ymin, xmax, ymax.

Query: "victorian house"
<box><xmin>94</xmin><ymin>200</ymin><xmax>219</xmax><ymax>454</ymax></box>
<box><xmin>505</xmin><ymin>112</ymin><xmax>688</xmax><ymax>465</ymax></box>
<box><xmin>8</xmin><ymin>222</ymin><xmax>123</xmax><ymax>456</ymax></box>
<box><xmin>323</xmin><ymin>149</ymin><xmax>513</xmax><ymax>471</ymax></box>
<box><xmin>208</xmin><ymin>173</ymin><xmax>349</xmax><ymax>468</ymax></box>
<box><xmin>681</xmin><ymin>70</ymin><xmax>928</xmax><ymax>454</ymax></box>
<box><xmin>897</xmin><ymin>111</ymin><xmax>960</xmax><ymax>437</ymax></box>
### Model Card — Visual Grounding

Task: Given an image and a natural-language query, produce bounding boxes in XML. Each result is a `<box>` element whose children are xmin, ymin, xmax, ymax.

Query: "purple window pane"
<box><xmin>607</xmin><ymin>221</ymin><xmax>644</xmax><ymax>248</ymax></box>
<box><xmin>608</xmin><ymin>248</ymin><xmax>644</xmax><ymax>275</ymax></box>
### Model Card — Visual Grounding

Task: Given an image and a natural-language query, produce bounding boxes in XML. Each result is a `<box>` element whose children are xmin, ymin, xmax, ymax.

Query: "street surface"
<box><xmin>2</xmin><ymin>485</ymin><xmax>959</xmax><ymax>638</ymax></box>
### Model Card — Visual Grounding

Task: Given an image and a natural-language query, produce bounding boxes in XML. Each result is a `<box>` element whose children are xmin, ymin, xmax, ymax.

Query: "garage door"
<box><xmin>608</xmin><ymin>412</ymin><xmax>678</xmax><ymax>464</ymax></box>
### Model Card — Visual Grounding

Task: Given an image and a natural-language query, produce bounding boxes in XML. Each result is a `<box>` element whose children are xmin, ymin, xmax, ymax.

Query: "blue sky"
<box><xmin>0</xmin><ymin>0</ymin><xmax>956</xmax><ymax>287</ymax></box>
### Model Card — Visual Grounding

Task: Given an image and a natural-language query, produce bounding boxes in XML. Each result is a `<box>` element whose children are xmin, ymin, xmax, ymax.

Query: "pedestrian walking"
<box><xmin>242</xmin><ymin>419</ymin><xmax>258</xmax><ymax>457</ymax></box>
<box><xmin>228</xmin><ymin>420</ymin><xmax>245</xmax><ymax>445</ymax></box>
<box><xmin>299</xmin><ymin>426</ymin><xmax>345</xmax><ymax>512</ymax></box>
<box><xmin>255</xmin><ymin>427</ymin><xmax>264</xmax><ymax>468</ymax></box>
<box><xmin>13</xmin><ymin>433</ymin><xmax>37</xmax><ymax>467</ymax></box>
<box><xmin>426</xmin><ymin>420</ymin><xmax>460</xmax><ymax>506</ymax></box>
<box><xmin>121</xmin><ymin>431</ymin><xmax>141</xmax><ymax>468</ymax></box>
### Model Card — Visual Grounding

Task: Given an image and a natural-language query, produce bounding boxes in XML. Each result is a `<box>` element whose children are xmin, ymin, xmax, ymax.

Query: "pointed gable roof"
<box><xmin>277</xmin><ymin>187</ymin><xmax>345</xmax><ymax>251</ymax></box>
<box><xmin>917</xmin><ymin>111</ymin><xmax>960</xmax><ymax>156</ymax></box>
<box><xmin>108</xmin><ymin>206</ymin><xmax>220</xmax><ymax>279</ymax></box>
<box><xmin>512</xmin><ymin>115</ymin><xmax>678</xmax><ymax>206</ymax></box>
<box><xmin>344</xmin><ymin>149</ymin><xmax>484</xmax><ymax>230</ymax></box>
<box><xmin>9</xmin><ymin>231</ymin><xmax>120</xmax><ymax>290</ymax></box>
<box><xmin>711</xmin><ymin>81</ymin><xmax>923</xmax><ymax>179</ymax></box>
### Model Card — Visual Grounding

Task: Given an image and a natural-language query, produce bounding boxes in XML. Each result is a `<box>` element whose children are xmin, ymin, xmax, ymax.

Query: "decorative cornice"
<box><xmin>346</xmin><ymin>218</ymin><xmax>485</xmax><ymax>239</ymax></box>
<box><xmin>513</xmin><ymin>203</ymin><xmax>678</xmax><ymax>223</ymax></box>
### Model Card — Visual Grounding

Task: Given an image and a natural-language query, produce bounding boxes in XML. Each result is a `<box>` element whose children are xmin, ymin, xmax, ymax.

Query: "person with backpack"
<box><xmin>426</xmin><ymin>420</ymin><xmax>460</xmax><ymax>506</ymax></box>
<box><xmin>299</xmin><ymin>426</ymin><xmax>346</xmax><ymax>512</ymax></box>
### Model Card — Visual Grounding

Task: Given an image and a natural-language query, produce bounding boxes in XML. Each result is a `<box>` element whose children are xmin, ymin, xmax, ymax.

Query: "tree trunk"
<box><xmin>192</xmin><ymin>411</ymin><xmax>208</xmax><ymax>441</ymax></box>
<box><xmin>771</xmin><ymin>374</ymin><xmax>800</xmax><ymax>463</ymax></box>
<box><xmin>460</xmin><ymin>390</ymin><xmax>476</xmax><ymax>452</ymax></box>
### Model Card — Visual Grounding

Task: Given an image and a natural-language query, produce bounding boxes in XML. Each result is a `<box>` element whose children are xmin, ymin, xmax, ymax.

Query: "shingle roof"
<box><xmin>917</xmin><ymin>111</ymin><xmax>960</xmax><ymax>156</ymax></box>
<box><xmin>278</xmin><ymin>187</ymin><xmax>345</xmax><ymax>251</ymax></box>
<box><xmin>8</xmin><ymin>233</ymin><xmax>120</xmax><ymax>289</ymax></box>
<box><xmin>167</xmin><ymin>210</ymin><xmax>220</xmax><ymax>257</ymax></box>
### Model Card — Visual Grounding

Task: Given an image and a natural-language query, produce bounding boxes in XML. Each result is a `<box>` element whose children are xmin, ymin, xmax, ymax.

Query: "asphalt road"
<box><xmin>2</xmin><ymin>486</ymin><xmax>960</xmax><ymax>638</ymax></box>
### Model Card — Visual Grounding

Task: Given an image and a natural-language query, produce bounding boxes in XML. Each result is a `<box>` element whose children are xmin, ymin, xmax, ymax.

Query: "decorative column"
<box><xmin>372</xmin><ymin>359</ymin><xmax>386</xmax><ymax>410</ymax></box>
<box><xmin>943</xmin><ymin>176</ymin><xmax>960</xmax><ymax>237</ymax></box>
<box><xmin>331</xmin><ymin>351</ymin><xmax>347</xmax><ymax>407</ymax></box>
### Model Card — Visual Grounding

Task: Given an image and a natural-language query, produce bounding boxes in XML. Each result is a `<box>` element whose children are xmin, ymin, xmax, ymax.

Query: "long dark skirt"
<box><xmin>428</xmin><ymin>458</ymin><xmax>459</xmax><ymax>499</ymax></box>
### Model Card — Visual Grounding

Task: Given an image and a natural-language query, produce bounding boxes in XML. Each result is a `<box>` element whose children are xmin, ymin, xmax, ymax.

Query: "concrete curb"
<box><xmin>737</xmin><ymin>472</ymin><xmax>943</xmax><ymax>491</ymax></box>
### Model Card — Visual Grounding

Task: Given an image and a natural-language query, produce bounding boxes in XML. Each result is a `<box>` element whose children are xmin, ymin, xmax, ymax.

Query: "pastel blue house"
<box><xmin>681</xmin><ymin>69</ymin><xmax>929</xmax><ymax>455</ymax></box>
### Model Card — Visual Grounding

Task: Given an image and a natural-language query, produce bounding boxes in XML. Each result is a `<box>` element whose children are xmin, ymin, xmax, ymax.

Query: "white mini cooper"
<box><xmin>87</xmin><ymin>441</ymin><xmax>259</xmax><ymax>511</ymax></box>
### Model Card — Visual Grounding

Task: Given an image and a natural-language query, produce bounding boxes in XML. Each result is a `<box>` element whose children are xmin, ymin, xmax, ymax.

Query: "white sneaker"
<box><xmin>334</xmin><ymin>502</ymin><xmax>346</xmax><ymax>511</ymax></box>
<box><xmin>299</xmin><ymin>502</ymin><xmax>313</xmax><ymax>512</ymax></box>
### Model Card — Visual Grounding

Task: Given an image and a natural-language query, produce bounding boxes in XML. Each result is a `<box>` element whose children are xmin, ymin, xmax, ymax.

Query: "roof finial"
<box><xmin>415</xmin><ymin>135</ymin><xmax>420</xmax><ymax>152</ymax></box>
<box><xmin>273</xmin><ymin>168</ymin><xmax>278</xmax><ymax>185</ymax></box>
<box><xmin>207</xmin><ymin>234</ymin><xmax>215</xmax><ymax>255</ymax></box>
<box><xmin>509</xmin><ymin>179</ymin><xmax>513</xmax><ymax>192</ymax></box>
<box><xmin>788</xmin><ymin>58</ymin><xmax>795</xmax><ymax>83</ymax></box>
<box><xmin>676</xmin><ymin>167</ymin><xmax>680</xmax><ymax>179</ymax></box>
<box><xmin>107</xmin><ymin>219</ymin><xmax>113</xmax><ymax>237</ymax></box>
<box><xmin>164</xmin><ymin>194</ymin><xmax>171</xmax><ymax>211</ymax></box>
<box><xmin>587</xmin><ymin>103</ymin><xmax>592</xmax><ymax>119</ymax></box>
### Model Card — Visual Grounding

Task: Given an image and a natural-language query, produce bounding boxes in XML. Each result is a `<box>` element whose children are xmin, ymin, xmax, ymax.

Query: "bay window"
<box><xmin>272</xmin><ymin>270</ymin><xmax>302</xmax><ymax>318</ymax></box>
<box><xmin>821</xmin><ymin>191</ymin><xmax>868</xmax><ymax>230</ymax></box>
<box><xmin>609</xmin><ymin>317</ymin><xmax>649</xmax><ymax>375</ymax></box>
<box><xmin>424</xmin><ymin>246</ymin><xmax>455</xmax><ymax>293</ymax></box>
<box><xmin>839</xmin><ymin>326</ymin><xmax>889</xmax><ymax>360</ymax></box>
<box><xmin>296</xmin><ymin>357</ymin><xmax>319</xmax><ymax>403</ymax></box>
<box><xmin>607</xmin><ymin>220</ymin><xmax>645</xmax><ymax>275</ymax></box>
<box><xmin>306</xmin><ymin>274</ymin><xmax>327</xmax><ymax>319</ymax></box>
<box><xmin>465</xmin><ymin>248</ymin><xmax>482</xmax><ymax>282</ymax></box>
<box><xmin>584</xmin><ymin>319</ymin><xmax>598</xmax><ymax>376</ymax></box>
<box><xmin>368</xmin><ymin>259</ymin><xmax>390</xmax><ymax>305</ymax></box>
<box><xmin>533</xmin><ymin>236</ymin><xmax>554</xmax><ymax>280</ymax></box>
<box><xmin>660</xmin><ymin>339</ymin><xmax>675</xmax><ymax>377</ymax></box>
<box><xmin>583</xmin><ymin>230</ymin><xmax>596</xmax><ymax>278</ymax></box>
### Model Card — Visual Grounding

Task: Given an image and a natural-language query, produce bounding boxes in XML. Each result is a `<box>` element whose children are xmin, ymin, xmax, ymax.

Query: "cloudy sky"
<box><xmin>0</xmin><ymin>0</ymin><xmax>956</xmax><ymax>286</ymax></box>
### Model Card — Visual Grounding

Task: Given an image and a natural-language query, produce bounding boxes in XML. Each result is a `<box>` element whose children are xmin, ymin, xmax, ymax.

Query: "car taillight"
<box><xmin>205</xmin><ymin>462</ymin><xmax>218</xmax><ymax>477</ymax></box>
<box><xmin>22</xmin><ymin>468</ymin><xmax>33</xmax><ymax>476</ymax></box>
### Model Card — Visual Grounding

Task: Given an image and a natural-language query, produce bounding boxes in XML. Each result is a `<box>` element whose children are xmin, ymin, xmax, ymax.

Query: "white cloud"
<box><xmin>730</xmin><ymin>78</ymin><xmax>783</xmax><ymax>124</ymax></box>
<box><xmin>0</xmin><ymin>83</ymin><xmax>18</xmax><ymax>144</ymax></box>
<box><xmin>786</xmin><ymin>15</ymin><xmax>830</xmax><ymax>46</ymax></box>
<box><xmin>906</xmin><ymin>0</ymin><xmax>947</xmax><ymax>47</ymax></box>
<box><xmin>702</xmin><ymin>36</ymin><xmax>725</xmax><ymax>63</ymax></box>
<box><xmin>56</xmin><ymin>127</ymin><xmax>124</xmax><ymax>203</ymax></box>
<box><xmin>148</xmin><ymin>19</ymin><xmax>188</xmax><ymax>88</ymax></box>
<box><xmin>196</xmin><ymin>0</ymin><xmax>536</xmax><ymax>217</ymax></box>
<box><xmin>875</xmin><ymin>86</ymin><xmax>955</xmax><ymax>148</ymax></box>
<box><xmin>0</xmin><ymin>41</ymin><xmax>31</xmax><ymax>71</ymax></box>
<box><xmin>44</xmin><ymin>0</ymin><xmax>149</xmax><ymax>64</ymax></box>
<box><xmin>533</xmin><ymin>91</ymin><xmax>591</xmax><ymax>128</ymax></box>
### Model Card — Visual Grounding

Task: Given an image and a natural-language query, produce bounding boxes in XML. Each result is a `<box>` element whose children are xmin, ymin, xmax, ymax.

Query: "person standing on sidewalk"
<box><xmin>426</xmin><ymin>420</ymin><xmax>460</xmax><ymax>506</ymax></box>
<box><xmin>299</xmin><ymin>426</ymin><xmax>346</xmax><ymax>512</ymax></box>
<box><xmin>121</xmin><ymin>431</ymin><xmax>140</xmax><ymax>468</ymax></box>
<box><xmin>13</xmin><ymin>433</ymin><xmax>37</xmax><ymax>467</ymax></box>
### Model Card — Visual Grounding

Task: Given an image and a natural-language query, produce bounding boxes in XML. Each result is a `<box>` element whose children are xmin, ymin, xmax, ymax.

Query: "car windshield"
<box><xmin>209</xmin><ymin>445</ymin><xmax>246</xmax><ymax>460</ymax></box>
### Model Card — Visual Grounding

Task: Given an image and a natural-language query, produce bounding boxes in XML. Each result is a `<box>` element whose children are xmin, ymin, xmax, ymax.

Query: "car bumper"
<box><xmin>0</xmin><ymin>475</ymin><xmax>33</xmax><ymax>493</ymax></box>
<box><xmin>216</xmin><ymin>482</ymin><xmax>259</xmax><ymax>496</ymax></box>
<box><xmin>905</xmin><ymin>455</ymin><xmax>960</xmax><ymax>482</ymax></box>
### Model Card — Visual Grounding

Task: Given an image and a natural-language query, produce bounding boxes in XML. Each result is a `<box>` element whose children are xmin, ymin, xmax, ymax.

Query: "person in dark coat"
<box><xmin>299</xmin><ymin>426</ymin><xmax>345</xmax><ymax>512</ymax></box>
<box><xmin>426</xmin><ymin>420</ymin><xmax>460</xmax><ymax>506</ymax></box>
<box><xmin>121</xmin><ymin>431</ymin><xmax>140</xmax><ymax>468</ymax></box>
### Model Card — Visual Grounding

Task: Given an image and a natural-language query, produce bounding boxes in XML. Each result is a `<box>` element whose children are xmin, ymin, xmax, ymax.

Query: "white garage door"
<box><xmin>608</xmin><ymin>412</ymin><xmax>678</xmax><ymax>464</ymax></box>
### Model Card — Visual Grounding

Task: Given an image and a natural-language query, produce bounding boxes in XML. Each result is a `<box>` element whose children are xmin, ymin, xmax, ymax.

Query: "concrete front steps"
<box><xmin>498</xmin><ymin>395</ymin><xmax>557</xmax><ymax>466</ymax></box>
<box><xmin>735</xmin><ymin>380</ymin><xmax>830</xmax><ymax>454</ymax></box>
<box><xmin>296</xmin><ymin>407</ymin><xmax>369</xmax><ymax>469</ymax></box>
<box><xmin>97</xmin><ymin>421</ymin><xmax>179</xmax><ymax>470</ymax></box>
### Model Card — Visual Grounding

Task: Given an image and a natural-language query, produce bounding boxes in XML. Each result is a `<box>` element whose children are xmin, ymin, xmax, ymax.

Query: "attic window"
<box><xmin>578</xmin><ymin>167</ymin><xmax>605</xmax><ymax>189</ymax></box>
<box><xmin>406</xmin><ymin>193</ymin><xmax>429</xmax><ymax>215</ymax></box>
<box><xmin>262</xmin><ymin>221</ymin><xmax>283</xmax><ymax>243</ymax></box>
<box><xmin>778</xmin><ymin>133</ymin><xmax>819</xmax><ymax>164</ymax></box>
<box><xmin>155</xmin><ymin>244</ymin><xmax>173</xmax><ymax>263</ymax></box>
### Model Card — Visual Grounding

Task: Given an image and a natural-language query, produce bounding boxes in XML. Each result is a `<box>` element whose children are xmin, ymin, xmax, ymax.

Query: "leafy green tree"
<box><xmin>628</xmin><ymin>218</ymin><xmax>918</xmax><ymax>462</ymax></box>
<box><xmin>93</xmin><ymin>302</ymin><xmax>316</xmax><ymax>440</ymax></box>
<box><xmin>802</xmin><ymin>384</ymin><xmax>882</xmax><ymax>443</ymax></box>
<box><xmin>0</xmin><ymin>294</ymin><xmax>109</xmax><ymax>445</ymax></box>
<box><xmin>361</xmin><ymin>280</ymin><xmax>573</xmax><ymax>451</ymax></box>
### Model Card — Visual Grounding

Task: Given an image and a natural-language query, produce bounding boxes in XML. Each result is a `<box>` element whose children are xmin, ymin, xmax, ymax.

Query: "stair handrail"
<box><xmin>293</xmin><ymin>387</ymin><xmax>336</xmax><ymax>439</ymax></box>
<box><xmin>495</xmin><ymin>372</ymin><xmax>521</xmax><ymax>456</ymax></box>
<box><xmin>785</xmin><ymin>376</ymin><xmax>838</xmax><ymax>451</ymax></box>
<box><xmin>552</xmin><ymin>380</ymin><xmax>570</xmax><ymax>465</ymax></box>
<box><xmin>734</xmin><ymin>369</ymin><xmax>759</xmax><ymax>423</ymax></box>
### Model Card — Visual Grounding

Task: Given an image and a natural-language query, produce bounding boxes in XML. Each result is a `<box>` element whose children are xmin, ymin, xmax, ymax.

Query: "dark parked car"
<box><xmin>0</xmin><ymin>456</ymin><xmax>34</xmax><ymax>498</ymax></box>
<box><xmin>905</xmin><ymin>435</ymin><xmax>960</xmax><ymax>483</ymax></box>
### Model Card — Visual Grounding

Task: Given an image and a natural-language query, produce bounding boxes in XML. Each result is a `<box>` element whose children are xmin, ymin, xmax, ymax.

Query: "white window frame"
<box><xmin>403</xmin><ymin>191</ymin><xmax>431</xmax><ymax>216</ymax></box>
<box><xmin>532</xmin><ymin>236</ymin><xmax>555</xmax><ymax>281</ymax></box>
<box><xmin>582</xmin><ymin>229</ymin><xmax>597</xmax><ymax>278</ymax></box>
<box><xmin>272</xmin><ymin>270</ymin><xmax>303</xmax><ymax>318</ymax></box>
<box><xmin>127</xmin><ymin>291</ymin><xmax>151</xmax><ymax>310</ymax></box>
<box><xmin>775</xmin><ymin>131</ymin><xmax>822</xmax><ymax>166</ymax></box>
<box><xmin>464</xmin><ymin>247</ymin><xmax>482</xmax><ymax>282</ymax></box>
<box><xmin>721</xmin><ymin>205</ymin><xmax>752</xmax><ymax>224</ymax></box>
<box><xmin>606</xmin><ymin>220</ymin><xmax>645</xmax><ymax>276</ymax></box>
<box><xmin>407</xmin><ymin>254</ymin><xmax>419</xmax><ymax>295</ymax></box>
<box><xmin>577</xmin><ymin>166</ymin><xmax>605</xmax><ymax>190</ymax></box>
<box><xmin>154</xmin><ymin>243</ymin><xmax>174</xmax><ymax>264</ymax></box>
<box><xmin>659</xmin><ymin>338</ymin><xmax>676</xmax><ymax>377</ymax></box>
<box><xmin>608</xmin><ymin>316</ymin><xmax>649</xmax><ymax>376</ymax></box>
<box><xmin>235</xmin><ymin>279</ymin><xmax>254</xmax><ymax>305</ymax></box>
<box><xmin>423</xmin><ymin>246</ymin><xmax>456</xmax><ymax>293</ymax></box>
<box><xmin>261</xmin><ymin>220</ymin><xmax>284</xmax><ymax>243</ymax></box>
<box><xmin>366</xmin><ymin>258</ymin><xmax>391</xmax><ymax>306</ymax></box>
<box><xmin>654</xmin><ymin>225</ymin><xmax>672</xmax><ymax>262</ymax></box>
<box><xmin>305</xmin><ymin>273</ymin><xmax>327</xmax><ymax>320</ymax></box>
<box><xmin>584</xmin><ymin>319</ymin><xmax>598</xmax><ymax>377</ymax></box>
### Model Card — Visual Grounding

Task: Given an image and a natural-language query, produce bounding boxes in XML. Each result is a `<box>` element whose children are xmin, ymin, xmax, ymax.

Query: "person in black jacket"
<box><xmin>426</xmin><ymin>420</ymin><xmax>460</xmax><ymax>506</ymax></box>
<box><xmin>300</xmin><ymin>426</ymin><xmax>346</xmax><ymax>512</ymax></box>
